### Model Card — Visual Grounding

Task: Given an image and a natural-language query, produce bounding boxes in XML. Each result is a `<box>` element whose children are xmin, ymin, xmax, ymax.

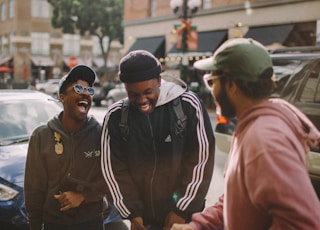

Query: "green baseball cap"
<box><xmin>194</xmin><ymin>38</ymin><xmax>273</xmax><ymax>82</ymax></box>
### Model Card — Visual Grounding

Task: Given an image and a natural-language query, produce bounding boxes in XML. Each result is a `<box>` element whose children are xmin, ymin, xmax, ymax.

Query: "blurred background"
<box><xmin>0</xmin><ymin>0</ymin><xmax>319</xmax><ymax>108</ymax></box>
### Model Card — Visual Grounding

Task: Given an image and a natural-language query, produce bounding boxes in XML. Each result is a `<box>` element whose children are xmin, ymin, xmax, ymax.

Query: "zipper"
<box><xmin>147</xmin><ymin>115</ymin><xmax>157</xmax><ymax>219</ymax></box>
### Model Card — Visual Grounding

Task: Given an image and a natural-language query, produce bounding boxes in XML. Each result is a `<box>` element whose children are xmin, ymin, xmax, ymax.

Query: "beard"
<box><xmin>215</xmin><ymin>86</ymin><xmax>236</xmax><ymax>118</ymax></box>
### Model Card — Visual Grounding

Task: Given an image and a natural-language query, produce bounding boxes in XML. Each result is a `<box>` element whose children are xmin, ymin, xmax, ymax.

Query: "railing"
<box><xmin>269</xmin><ymin>46</ymin><xmax>320</xmax><ymax>54</ymax></box>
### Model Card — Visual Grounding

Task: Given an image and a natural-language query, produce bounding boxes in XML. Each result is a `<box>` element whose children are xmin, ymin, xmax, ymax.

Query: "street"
<box><xmin>90</xmin><ymin>104</ymin><xmax>227</xmax><ymax>208</ymax></box>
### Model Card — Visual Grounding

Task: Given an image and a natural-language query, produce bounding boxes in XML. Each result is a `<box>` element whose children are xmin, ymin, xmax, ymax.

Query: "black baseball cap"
<box><xmin>59</xmin><ymin>65</ymin><xmax>96</xmax><ymax>94</ymax></box>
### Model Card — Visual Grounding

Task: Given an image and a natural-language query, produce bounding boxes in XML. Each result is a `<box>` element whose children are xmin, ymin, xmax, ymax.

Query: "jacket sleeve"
<box><xmin>190</xmin><ymin>195</ymin><xmax>224</xmax><ymax>230</ymax></box>
<box><xmin>24</xmin><ymin>128</ymin><xmax>47</xmax><ymax>230</ymax></box>
<box><xmin>65</xmin><ymin>170</ymin><xmax>108</xmax><ymax>203</ymax></box>
<box><xmin>174</xmin><ymin>92</ymin><xmax>215</xmax><ymax>219</ymax></box>
<box><xmin>101</xmin><ymin>105</ymin><xmax>143</xmax><ymax>220</ymax></box>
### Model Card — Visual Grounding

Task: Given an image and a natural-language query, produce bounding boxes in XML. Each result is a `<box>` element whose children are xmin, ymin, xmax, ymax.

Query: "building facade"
<box><xmin>123</xmin><ymin>0</ymin><xmax>320</xmax><ymax>83</ymax></box>
<box><xmin>1</xmin><ymin>0</ymin><xmax>319</xmax><ymax>85</ymax></box>
<box><xmin>0</xmin><ymin>0</ymin><xmax>122</xmax><ymax>84</ymax></box>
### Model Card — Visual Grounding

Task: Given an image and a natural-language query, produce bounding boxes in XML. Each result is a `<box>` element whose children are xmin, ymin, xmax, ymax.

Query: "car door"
<box><xmin>293</xmin><ymin>59</ymin><xmax>320</xmax><ymax>198</ymax></box>
<box><xmin>294</xmin><ymin>60</ymin><xmax>320</xmax><ymax>137</ymax></box>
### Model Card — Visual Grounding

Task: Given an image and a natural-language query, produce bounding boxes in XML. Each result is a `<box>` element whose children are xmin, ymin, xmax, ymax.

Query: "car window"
<box><xmin>297</xmin><ymin>61</ymin><xmax>320</xmax><ymax>153</ymax></box>
<box><xmin>278</xmin><ymin>61</ymin><xmax>310</xmax><ymax>101</ymax></box>
<box><xmin>0</xmin><ymin>99</ymin><xmax>61</xmax><ymax>142</ymax></box>
<box><xmin>316</xmin><ymin>76</ymin><xmax>320</xmax><ymax>103</ymax></box>
<box><xmin>271</xmin><ymin>59</ymin><xmax>302</xmax><ymax>97</ymax></box>
<box><xmin>300</xmin><ymin>62</ymin><xmax>320</xmax><ymax>103</ymax></box>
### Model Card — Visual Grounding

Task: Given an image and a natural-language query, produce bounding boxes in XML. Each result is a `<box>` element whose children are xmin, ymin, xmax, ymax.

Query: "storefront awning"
<box><xmin>168</xmin><ymin>30</ymin><xmax>227</xmax><ymax>57</ymax></box>
<box><xmin>30</xmin><ymin>55</ymin><xmax>54</xmax><ymax>66</ymax></box>
<box><xmin>244</xmin><ymin>24</ymin><xmax>295</xmax><ymax>46</ymax></box>
<box><xmin>127</xmin><ymin>36</ymin><xmax>165</xmax><ymax>58</ymax></box>
<box><xmin>0</xmin><ymin>55</ymin><xmax>13</xmax><ymax>66</ymax></box>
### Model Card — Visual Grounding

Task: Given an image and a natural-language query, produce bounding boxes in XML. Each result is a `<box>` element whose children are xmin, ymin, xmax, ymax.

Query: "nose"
<box><xmin>83</xmin><ymin>89</ymin><xmax>91</xmax><ymax>95</ymax></box>
<box><xmin>136</xmin><ymin>94</ymin><xmax>148</xmax><ymax>104</ymax></box>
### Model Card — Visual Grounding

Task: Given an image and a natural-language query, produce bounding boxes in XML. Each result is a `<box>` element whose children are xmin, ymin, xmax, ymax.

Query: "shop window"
<box><xmin>31</xmin><ymin>0</ymin><xmax>50</xmax><ymax>18</ymax></box>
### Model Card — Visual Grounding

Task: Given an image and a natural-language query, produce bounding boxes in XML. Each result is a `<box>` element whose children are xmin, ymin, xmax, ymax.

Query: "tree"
<box><xmin>48</xmin><ymin>0</ymin><xmax>123</xmax><ymax>67</ymax></box>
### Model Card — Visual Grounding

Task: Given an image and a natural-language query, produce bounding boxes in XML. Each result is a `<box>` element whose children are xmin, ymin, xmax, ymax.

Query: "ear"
<box><xmin>59</xmin><ymin>94</ymin><xmax>65</xmax><ymax>103</ymax></box>
<box><xmin>225</xmin><ymin>80</ymin><xmax>237</xmax><ymax>95</ymax></box>
<box><xmin>157</xmin><ymin>76</ymin><xmax>162</xmax><ymax>86</ymax></box>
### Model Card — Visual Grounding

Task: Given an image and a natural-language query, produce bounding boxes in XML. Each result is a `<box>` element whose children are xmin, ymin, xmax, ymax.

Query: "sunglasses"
<box><xmin>203</xmin><ymin>74</ymin><xmax>222</xmax><ymax>90</ymax></box>
<box><xmin>73</xmin><ymin>84</ymin><xmax>95</xmax><ymax>96</ymax></box>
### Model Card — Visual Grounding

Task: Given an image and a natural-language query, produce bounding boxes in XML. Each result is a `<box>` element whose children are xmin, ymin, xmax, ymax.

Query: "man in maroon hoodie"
<box><xmin>172</xmin><ymin>38</ymin><xmax>320</xmax><ymax>230</ymax></box>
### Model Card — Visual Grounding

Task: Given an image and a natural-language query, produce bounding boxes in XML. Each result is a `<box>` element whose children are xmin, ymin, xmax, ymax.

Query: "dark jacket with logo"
<box><xmin>101</xmin><ymin>75</ymin><xmax>215</xmax><ymax>226</ymax></box>
<box><xmin>24</xmin><ymin>113</ymin><xmax>106</xmax><ymax>230</ymax></box>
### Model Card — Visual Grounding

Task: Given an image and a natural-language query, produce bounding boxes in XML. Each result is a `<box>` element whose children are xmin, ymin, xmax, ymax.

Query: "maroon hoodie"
<box><xmin>190</xmin><ymin>98</ymin><xmax>320</xmax><ymax>230</ymax></box>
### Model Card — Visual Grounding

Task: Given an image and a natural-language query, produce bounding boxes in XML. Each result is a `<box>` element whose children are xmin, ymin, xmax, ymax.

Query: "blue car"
<box><xmin>0</xmin><ymin>90</ymin><xmax>125</xmax><ymax>230</ymax></box>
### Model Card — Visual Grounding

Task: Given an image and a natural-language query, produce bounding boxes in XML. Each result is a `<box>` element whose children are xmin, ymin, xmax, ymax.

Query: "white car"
<box><xmin>105</xmin><ymin>83</ymin><xmax>127</xmax><ymax>106</ymax></box>
<box><xmin>36</xmin><ymin>79</ymin><xmax>60</xmax><ymax>98</ymax></box>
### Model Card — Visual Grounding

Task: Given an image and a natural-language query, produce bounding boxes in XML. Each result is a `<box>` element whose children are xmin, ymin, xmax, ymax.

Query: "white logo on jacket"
<box><xmin>84</xmin><ymin>150</ymin><xmax>101</xmax><ymax>158</ymax></box>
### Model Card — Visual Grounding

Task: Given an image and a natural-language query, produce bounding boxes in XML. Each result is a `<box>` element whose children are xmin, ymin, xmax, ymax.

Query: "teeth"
<box><xmin>140</xmin><ymin>104</ymin><xmax>150</xmax><ymax>113</ymax></box>
<box><xmin>78</xmin><ymin>100</ymin><xmax>88</xmax><ymax>106</ymax></box>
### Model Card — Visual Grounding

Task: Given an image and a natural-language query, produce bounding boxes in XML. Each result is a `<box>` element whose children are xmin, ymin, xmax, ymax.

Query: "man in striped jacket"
<box><xmin>101</xmin><ymin>50</ymin><xmax>215</xmax><ymax>230</ymax></box>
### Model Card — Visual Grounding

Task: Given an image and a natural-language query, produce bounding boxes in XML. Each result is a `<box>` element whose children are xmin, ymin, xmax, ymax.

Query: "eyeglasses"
<box><xmin>203</xmin><ymin>74</ymin><xmax>222</xmax><ymax>90</ymax></box>
<box><xmin>73</xmin><ymin>84</ymin><xmax>95</xmax><ymax>96</ymax></box>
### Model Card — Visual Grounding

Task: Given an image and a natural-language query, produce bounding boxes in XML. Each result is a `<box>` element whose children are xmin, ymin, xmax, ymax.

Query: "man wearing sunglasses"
<box><xmin>172</xmin><ymin>38</ymin><xmax>320</xmax><ymax>230</ymax></box>
<box><xmin>25</xmin><ymin>65</ymin><xmax>110</xmax><ymax>230</ymax></box>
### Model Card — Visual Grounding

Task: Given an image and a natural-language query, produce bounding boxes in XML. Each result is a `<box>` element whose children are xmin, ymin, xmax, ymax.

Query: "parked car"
<box><xmin>102</xmin><ymin>81</ymin><xmax>117</xmax><ymax>96</ymax></box>
<box><xmin>0</xmin><ymin>90</ymin><xmax>123</xmax><ymax>230</ymax></box>
<box><xmin>36</xmin><ymin>78</ymin><xmax>60</xmax><ymax>98</ymax></box>
<box><xmin>92</xmin><ymin>81</ymin><xmax>106</xmax><ymax>107</ymax></box>
<box><xmin>214</xmin><ymin>47</ymin><xmax>320</xmax><ymax>198</ymax></box>
<box><xmin>105</xmin><ymin>83</ymin><xmax>127</xmax><ymax>106</ymax></box>
<box><xmin>0</xmin><ymin>90</ymin><xmax>62</xmax><ymax>229</ymax></box>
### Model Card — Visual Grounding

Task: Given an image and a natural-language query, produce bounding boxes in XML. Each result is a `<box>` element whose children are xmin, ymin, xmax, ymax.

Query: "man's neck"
<box><xmin>61</xmin><ymin>115</ymin><xmax>87</xmax><ymax>132</ymax></box>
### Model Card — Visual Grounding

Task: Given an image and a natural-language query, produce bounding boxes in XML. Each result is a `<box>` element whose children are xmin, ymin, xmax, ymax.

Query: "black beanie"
<box><xmin>119</xmin><ymin>50</ymin><xmax>162</xmax><ymax>83</ymax></box>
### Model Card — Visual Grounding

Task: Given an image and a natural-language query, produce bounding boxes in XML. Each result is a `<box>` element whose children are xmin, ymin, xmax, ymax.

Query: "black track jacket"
<box><xmin>101</xmin><ymin>74</ymin><xmax>215</xmax><ymax>226</ymax></box>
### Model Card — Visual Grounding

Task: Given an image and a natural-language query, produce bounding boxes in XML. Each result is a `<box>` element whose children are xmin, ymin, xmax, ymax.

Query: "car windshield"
<box><xmin>271</xmin><ymin>59</ymin><xmax>308</xmax><ymax>98</ymax></box>
<box><xmin>0</xmin><ymin>98</ymin><xmax>61</xmax><ymax>145</ymax></box>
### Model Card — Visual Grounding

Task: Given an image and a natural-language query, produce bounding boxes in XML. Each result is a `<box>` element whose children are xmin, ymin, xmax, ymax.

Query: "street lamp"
<box><xmin>170</xmin><ymin>0</ymin><xmax>201</xmax><ymax>83</ymax></box>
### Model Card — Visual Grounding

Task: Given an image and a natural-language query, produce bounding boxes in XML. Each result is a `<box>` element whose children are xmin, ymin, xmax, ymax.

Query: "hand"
<box><xmin>164</xmin><ymin>211</ymin><xmax>185</xmax><ymax>230</ymax></box>
<box><xmin>131</xmin><ymin>216</ymin><xmax>146</xmax><ymax>230</ymax></box>
<box><xmin>54</xmin><ymin>191</ymin><xmax>85</xmax><ymax>211</ymax></box>
<box><xmin>170</xmin><ymin>223</ymin><xmax>195</xmax><ymax>230</ymax></box>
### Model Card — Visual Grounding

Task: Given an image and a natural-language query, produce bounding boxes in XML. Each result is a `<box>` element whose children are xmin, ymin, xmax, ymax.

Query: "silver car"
<box><xmin>105</xmin><ymin>83</ymin><xmax>127</xmax><ymax>106</ymax></box>
<box><xmin>36</xmin><ymin>79</ymin><xmax>60</xmax><ymax>98</ymax></box>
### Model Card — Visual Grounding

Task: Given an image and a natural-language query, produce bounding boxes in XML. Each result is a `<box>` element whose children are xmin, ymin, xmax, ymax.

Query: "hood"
<box><xmin>156</xmin><ymin>73</ymin><xmax>187</xmax><ymax>107</ymax></box>
<box><xmin>0</xmin><ymin>142</ymin><xmax>28</xmax><ymax>187</ymax></box>
<box><xmin>236</xmin><ymin>98</ymin><xmax>320</xmax><ymax>154</ymax></box>
<box><xmin>47</xmin><ymin>112</ymin><xmax>99</xmax><ymax>135</ymax></box>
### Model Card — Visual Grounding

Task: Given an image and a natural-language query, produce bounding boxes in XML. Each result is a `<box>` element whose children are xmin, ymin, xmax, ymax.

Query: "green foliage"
<box><xmin>47</xmin><ymin>0</ymin><xmax>124</xmax><ymax>65</ymax></box>
<box><xmin>48</xmin><ymin>0</ymin><xmax>77</xmax><ymax>34</ymax></box>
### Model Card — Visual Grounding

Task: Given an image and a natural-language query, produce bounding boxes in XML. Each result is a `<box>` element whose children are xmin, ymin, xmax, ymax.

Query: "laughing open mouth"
<box><xmin>77</xmin><ymin>100</ymin><xmax>90</xmax><ymax>112</ymax></box>
<box><xmin>138</xmin><ymin>103</ymin><xmax>153</xmax><ymax>114</ymax></box>
<box><xmin>78</xmin><ymin>100</ymin><xmax>89</xmax><ymax>107</ymax></box>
